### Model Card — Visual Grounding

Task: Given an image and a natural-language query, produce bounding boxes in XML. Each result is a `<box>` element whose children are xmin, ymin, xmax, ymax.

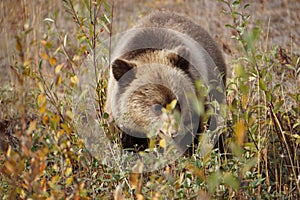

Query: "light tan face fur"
<box><xmin>128</xmin><ymin>83</ymin><xmax>177</xmax><ymax>128</ymax></box>
<box><xmin>109</xmin><ymin>52</ymin><xmax>197</xmax><ymax>137</ymax></box>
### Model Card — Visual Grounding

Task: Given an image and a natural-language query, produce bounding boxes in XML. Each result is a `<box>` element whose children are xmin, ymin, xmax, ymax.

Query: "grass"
<box><xmin>0</xmin><ymin>0</ymin><xmax>299</xmax><ymax>199</ymax></box>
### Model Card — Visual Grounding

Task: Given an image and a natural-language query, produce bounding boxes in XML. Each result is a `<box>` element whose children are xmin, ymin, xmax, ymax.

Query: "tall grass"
<box><xmin>0</xmin><ymin>0</ymin><xmax>299</xmax><ymax>199</ymax></box>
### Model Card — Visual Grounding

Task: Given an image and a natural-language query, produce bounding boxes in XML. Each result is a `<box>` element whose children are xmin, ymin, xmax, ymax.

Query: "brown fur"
<box><xmin>105</xmin><ymin>12</ymin><xmax>226</xmax><ymax>152</ymax></box>
<box><xmin>135</xmin><ymin>12</ymin><xmax>226</xmax><ymax>82</ymax></box>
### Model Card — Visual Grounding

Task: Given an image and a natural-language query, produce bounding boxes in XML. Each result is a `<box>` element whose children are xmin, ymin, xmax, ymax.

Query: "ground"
<box><xmin>0</xmin><ymin>0</ymin><xmax>299</xmax><ymax>199</ymax></box>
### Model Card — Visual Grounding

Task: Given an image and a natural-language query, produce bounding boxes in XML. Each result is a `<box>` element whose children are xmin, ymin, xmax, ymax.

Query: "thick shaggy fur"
<box><xmin>105</xmin><ymin>12</ymin><xmax>226</xmax><ymax>152</ymax></box>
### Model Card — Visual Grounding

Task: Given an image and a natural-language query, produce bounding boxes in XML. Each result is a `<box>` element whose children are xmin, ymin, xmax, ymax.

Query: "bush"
<box><xmin>0</xmin><ymin>0</ymin><xmax>299</xmax><ymax>199</ymax></box>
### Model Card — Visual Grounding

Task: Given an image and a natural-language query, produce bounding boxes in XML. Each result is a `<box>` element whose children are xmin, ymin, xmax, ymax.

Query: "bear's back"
<box><xmin>134</xmin><ymin>12</ymin><xmax>226</xmax><ymax>81</ymax></box>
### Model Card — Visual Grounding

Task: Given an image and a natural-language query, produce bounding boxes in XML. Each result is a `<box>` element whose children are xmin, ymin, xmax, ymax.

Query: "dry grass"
<box><xmin>0</xmin><ymin>0</ymin><xmax>299</xmax><ymax>199</ymax></box>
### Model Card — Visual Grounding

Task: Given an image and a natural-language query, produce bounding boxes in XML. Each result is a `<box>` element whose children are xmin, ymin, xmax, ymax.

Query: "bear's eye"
<box><xmin>151</xmin><ymin>104</ymin><xmax>163</xmax><ymax>116</ymax></box>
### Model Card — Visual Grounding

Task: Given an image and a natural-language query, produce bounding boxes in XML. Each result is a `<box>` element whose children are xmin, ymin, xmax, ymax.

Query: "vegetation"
<box><xmin>0</xmin><ymin>0</ymin><xmax>299</xmax><ymax>199</ymax></box>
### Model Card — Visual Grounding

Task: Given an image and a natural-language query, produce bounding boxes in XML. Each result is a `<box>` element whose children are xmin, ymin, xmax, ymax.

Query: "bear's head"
<box><xmin>107</xmin><ymin>47</ymin><xmax>201</xmax><ymax>151</ymax></box>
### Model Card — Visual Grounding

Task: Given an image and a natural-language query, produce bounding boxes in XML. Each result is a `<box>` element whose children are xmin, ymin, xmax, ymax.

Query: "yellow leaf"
<box><xmin>40</xmin><ymin>177</ymin><xmax>46</xmax><ymax>188</ymax></box>
<box><xmin>26</xmin><ymin>120</ymin><xmax>37</xmax><ymax>135</ymax></box>
<box><xmin>149</xmin><ymin>138</ymin><xmax>156</xmax><ymax>149</ymax></box>
<box><xmin>235</xmin><ymin>120</ymin><xmax>246</xmax><ymax>146</ymax></box>
<box><xmin>38</xmin><ymin>82</ymin><xmax>45</xmax><ymax>93</ymax></box>
<box><xmin>42</xmin><ymin>115</ymin><xmax>49</xmax><ymax>124</ymax></box>
<box><xmin>65</xmin><ymin>158</ymin><xmax>71</xmax><ymax>165</ymax></box>
<box><xmin>66</xmin><ymin>176</ymin><xmax>73</xmax><ymax>187</ymax></box>
<box><xmin>65</xmin><ymin>167</ymin><xmax>72</xmax><ymax>176</ymax></box>
<box><xmin>40</xmin><ymin>52</ymin><xmax>49</xmax><ymax>60</ymax></box>
<box><xmin>55</xmin><ymin>75</ymin><xmax>62</xmax><ymax>87</ymax></box>
<box><xmin>241</xmin><ymin>94</ymin><xmax>248</xmax><ymax>109</ymax></box>
<box><xmin>55</xmin><ymin>64</ymin><xmax>63</xmax><ymax>74</ymax></box>
<box><xmin>40</xmin><ymin>40</ymin><xmax>52</xmax><ymax>48</ymax></box>
<box><xmin>51</xmin><ymin>114</ymin><xmax>60</xmax><ymax>126</ymax></box>
<box><xmin>66</xmin><ymin>110</ymin><xmax>74</xmax><ymax>120</ymax></box>
<box><xmin>136</xmin><ymin>194</ymin><xmax>145</xmax><ymax>200</ymax></box>
<box><xmin>37</xmin><ymin>94</ymin><xmax>46</xmax><ymax>106</ymax></box>
<box><xmin>49</xmin><ymin>57</ymin><xmax>57</xmax><ymax>66</ymax></box>
<box><xmin>70</xmin><ymin>75</ymin><xmax>79</xmax><ymax>86</ymax></box>
<box><xmin>166</xmin><ymin>99</ymin><xmax>177</xmax><ymax>111</ymax></box>
<box><xmin>61</xmin><ymin>123</ymin><xmax>71</xmax><ymax>135</ymax></box>
<box><xmin>51</xmin><ymin>174</ymin><xmax>60</xmax><ymax>184</ymax></box>
<box><xmin>38</xmin><ymin>94</ymin><xmax>47</xmax><ymax>114</ymax></box>
<box><xmin>159</xmin><ymin>138</ymin><xmax>166</xmax><ymax>148</ymax></box>
<box><xmin>23</xmin><ymin>60</ymin><xmax>31</xmax><ymax>67</ymax></box>
<box><xmin>19</xmin><ymin>189</ymin><xmax>26</xmax><ymax>199</ymax></box>
<box><xmin>58</xmin><ymin>129</ymin><xmax>65</xmax><ymax>137</ymax></box>
<box><xmin>73</xmin><ymin>55</ymin><xmax>80</xmax><ymax>61</ymax></box>
<box><xmin>16</xmin><ymin>39</ymin><xmax>22</xmax><ymax>52</ymax></box>
<box><xmin>6</xmin><ymin>146</ymin><xmax>11</xmax><ymax>157</ymax></box>
<box><xmin>39</xmin><ymin>102</ymin><xmax>46</xmax><ymax>114</ymax></box>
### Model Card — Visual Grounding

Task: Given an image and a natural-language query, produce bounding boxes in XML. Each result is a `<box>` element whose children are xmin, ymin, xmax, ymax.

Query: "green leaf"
<box><xmin>225</xmin><ymin>24</ymin><xmax>235</xmax><ymax>29</ymax></box>
<box><xmin>265</xmin><ymin>91</ymin><xmax>272</xmax><ymax>102</ymax></box>
<box><xmin>292</xmin><ymin>122</ymin><xmax>300</xmax><ymax>129</ymax></box>
<box><xmin>230</xmin><ymin>141</ymin><xmax>243</xmax><ymax>157</ymax></box>
<box><xmin>103</xmin><ymin>14</ymin><xmax>111</xmax><ymax>24</ymax></box>
<box><xmin>242</xmin><ymin>157</ymin><xmax>258</xmax><ymax>174</ymax></box>
<box><xmin>39</xmin><ymin>59</ymin><xmax>43</xmax><ymax>70</ymax></box>
<box><xmin>244</xmin><ymin>3</ymin><xmax>250</xmax><ymax>9</ymax></box>
<box><xmin>286</xmin><ymin>64</ymin><xmax>295</xmax><ymax>71</ymax></box>
<box><xmin>100</xmin><ymin>20</ymin><xmax>110</xmax><ymax>33</ymax></box>
<box><xmin>251</xmin><ymin>177</ymin><xmax>265</xmax><ymax>187</ymax></box>
<box><xmin>232</xmin><ymin>0</ymin><xmax>241</xmax><ymax>6</ymax></box>
<box><xmin>274</xmin><ymin>100</ymin><xmax>284</xmax><ymax>113</ymax></box>
<box><xmin>223</xmin><ymin>172</ymin><xmax>239</xmax><ymax>191</ymax></box>
<box><xmin>83</xmin><ymin>0</ymin><xmax>90</xmax><ymax>11</ymax></box>
<box><xmin>259</xmin><ymin>78</ymin><xmax>267</xmax><ymax>91</ymax></box>
<box><xmin>103</xmin><ymin>1</ymin><xmax>111</xmax><ymax>13</ymax></box>
<box><xmin>103</xmin><ymin>112</ymin><xmax>109</xmax><ymax>119</ymax></box>
<box><xmin>207</xmin><ymin>171</ymin><xmax>222</xmax><ymax>194</ymax></box>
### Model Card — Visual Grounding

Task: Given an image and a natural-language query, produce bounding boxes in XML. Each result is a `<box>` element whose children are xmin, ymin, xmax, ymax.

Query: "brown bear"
<box><xmin>105</xmin><ymin>12</ymin><xmax>226</xmax><ymax>154</ymax></box>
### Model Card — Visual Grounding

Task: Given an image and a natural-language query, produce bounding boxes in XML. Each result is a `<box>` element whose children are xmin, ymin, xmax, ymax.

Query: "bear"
<box><xmin>105</xmin><ymin>12</ymin><xmax>226</xmax><ymax>154</ymax></box>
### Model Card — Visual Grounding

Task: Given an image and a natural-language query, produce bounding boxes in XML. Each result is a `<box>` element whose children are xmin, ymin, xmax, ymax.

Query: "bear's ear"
<box><xmin>112</xmin><ymin>59</ymin><xmax>136</xmax><ymax>81</ymax></box>
<box><xmin>167</xmin><ymin>46</ymin><xmax>190</xmax><ymax>72</ymax></box>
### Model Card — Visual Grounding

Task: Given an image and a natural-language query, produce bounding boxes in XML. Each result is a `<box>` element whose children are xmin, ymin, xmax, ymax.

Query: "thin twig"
<box><xmin>268</xmin><ymin>103</ymin><xmax>300</xmax><ymax>193</ymax></box>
